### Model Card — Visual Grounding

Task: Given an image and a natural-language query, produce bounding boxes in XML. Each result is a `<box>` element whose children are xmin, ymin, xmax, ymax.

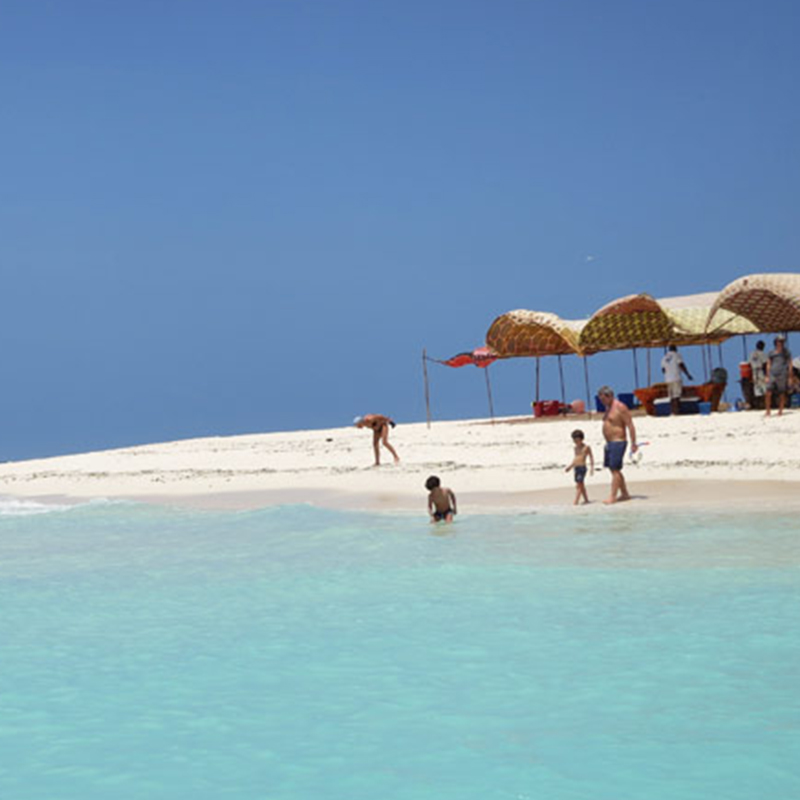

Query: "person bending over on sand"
<box><xmin>597</xmin><ymin>386</ymin><xmax>638</xmax><ymax>505</ymax></box>
<box><xmin>353</xmin><ymin>414</ymin><xmax>400</xmax><ymax>466</ymax></box>
<box><xmin>565</xmin><ymin>429</ymin><xmax>594</xmax><ymax>505</ymax></box>
<box><xmin>425</xmin><ymin>475</ymin><xmax>457</xmax><ymax>523</ymax></box>
<box><xmin>764</xmin><ymin>335</ymin><xmax>794</xmax><ymax>417</ymax></box>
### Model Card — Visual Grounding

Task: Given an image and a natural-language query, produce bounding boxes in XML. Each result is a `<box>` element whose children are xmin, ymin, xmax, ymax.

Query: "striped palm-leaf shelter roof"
<box><xmin>485</xmin><ymin>310</ymin><xmax>585</xmax><ymax>357</ymax></box>
<box><xmin>706</xmin><ymin>273</ymin><xmax>800</xmax><ymax>334</ymax></box>
<box><xmin>577</xmin><ymin>292</ymin><xmax>757</xmax><ymax>353</ymax></box>
<box><xmin>486</xmin><ymin>292</ymin><xmax>758</xmax><ymax>359</ymax></box>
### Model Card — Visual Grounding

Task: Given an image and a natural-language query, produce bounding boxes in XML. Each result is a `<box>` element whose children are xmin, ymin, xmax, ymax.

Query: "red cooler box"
<box><xmin>533</xmin><ymin>400</ymin><xmax>561</xmax><ymax>418</ymax></box>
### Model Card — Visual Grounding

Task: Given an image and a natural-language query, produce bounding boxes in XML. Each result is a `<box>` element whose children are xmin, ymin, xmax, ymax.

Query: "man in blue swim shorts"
<box><xmin>597</xmin><ymin>386</ymin><xmax>638</xmax><ymax>504</ymax></box>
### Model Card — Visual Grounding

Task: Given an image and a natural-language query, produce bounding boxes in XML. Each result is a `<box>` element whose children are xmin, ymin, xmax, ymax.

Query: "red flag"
<box><xmin>441</xmin><ymin>347</ymin><xmax>498</xmax><ymax>368</ymax></box>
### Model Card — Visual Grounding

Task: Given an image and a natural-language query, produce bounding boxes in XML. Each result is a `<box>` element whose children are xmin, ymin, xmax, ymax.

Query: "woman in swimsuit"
<box><xmin>353</xmin><ymin>414</ymin><xmax>400</xmax><ymax>466</ymax></box>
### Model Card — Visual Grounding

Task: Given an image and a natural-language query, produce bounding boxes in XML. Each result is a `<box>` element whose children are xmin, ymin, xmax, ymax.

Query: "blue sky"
<box><xmin>2</xmin><ymin>0</ymin><xmax>799</xmax><ymax>459</ymax></box>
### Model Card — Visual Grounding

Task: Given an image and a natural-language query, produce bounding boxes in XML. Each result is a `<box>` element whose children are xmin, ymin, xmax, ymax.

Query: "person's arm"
<box><xmin>565</xmin><ymin>457</ymin><xmax>576</xmax><ymax>472</ymax></box>
<box><xmin>448</xmin><ymin>489</ymin><xmax>457</xmax><ymax>515</ymax></box>
<box><xmin>621</xmin><ymin>404</ymin><xmax>638</xmax><ymax>451</ymax></box>
<box><xmin>428</xmin><ymin>494</ymin><xmax>434</xmax><ymax>516</ymax></box>
<box><xmin>680</xmin><ymin>361</ymin><xmax>693</xmax><ymax>381</ymax></box>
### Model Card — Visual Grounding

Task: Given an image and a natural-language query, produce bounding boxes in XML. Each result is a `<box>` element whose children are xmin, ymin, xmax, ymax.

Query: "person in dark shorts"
<box><xmin>565</xmin><ymin>429</ymin><xmax>594</xmax><ymax>505</ymax></box>
<box><xmin>764</xmin><ymin>336</ymin><xmax>795</xmax><ymax>417</ymax></box>
<box><xmin>597</xmin><ymin>386</ymin><xmax>638</xmax><ymax>504</ymax></box>
<box><xmin>425</xmin><ymin>475</ymin><xmax>457</xmax><ymax>523</ymax></box>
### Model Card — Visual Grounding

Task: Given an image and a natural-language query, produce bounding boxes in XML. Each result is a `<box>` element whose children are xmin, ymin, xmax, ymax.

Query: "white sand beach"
<box><xmin>1</xmin><ymin>409</ymin><xmax>799</xmax><ymax>513</ymax></box>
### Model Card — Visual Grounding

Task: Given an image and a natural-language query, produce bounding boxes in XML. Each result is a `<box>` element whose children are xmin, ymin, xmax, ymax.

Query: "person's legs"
<box><xmin>778</xmin><ymin>391</ymin><xmax>787</xmax><ymax>416</ymax></box>
<box><xmin>670</xmin><ymin>397</ymin><xmax>680</xmax><ymax>415</ymax></box>
<box><xmin>380</xmin><ymin>427</ymin><xmax>400</xmax><ymax>462</ymax></box>
<box><xmin>603</xmin><ymin>441</ymin><xmax>630</xmax><ymax>504</ymax></box>
<box><xmin>580</xmin><ymin>482</ymin><xmax>589</xmax><ymax>504</ymax></box>
<box><xmin>765</xmin><ymin>388</ymin><xmax>773</xmax><ymax>416</ymax></box>
<box><xmin>372</xmin><ymin>429</ymin><xmax>381</xmax><ymax>465</ymax></box>
<box><xmin>605</xmin><ymin>470</ymin><xmax>620</xmax><ymax>503</ymax></box>
<box><xmin>617</xmin><ymin>471</ymin><xmax>631</xmax><ymax>501</ymax></box>
<box><xmin>605</xmin><ymin>470</ymin><xmax>631</xmax><ymax>503</ymax></box>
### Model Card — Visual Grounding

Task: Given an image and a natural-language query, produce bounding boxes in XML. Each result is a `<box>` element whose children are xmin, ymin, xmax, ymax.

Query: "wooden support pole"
<box><xmin>422</xmin><ymin>349</ymin><xmax>432</xmax><ymax>429</ymax></box>
<box><xmin>583</xmin><ymin>357</ymin><xmax>591</xmax><ymax>416</ymax></box>
<box><xmin>484</xmin><ymin>366</ymin><xmax>495</xmax><ymax>424</ymax></box>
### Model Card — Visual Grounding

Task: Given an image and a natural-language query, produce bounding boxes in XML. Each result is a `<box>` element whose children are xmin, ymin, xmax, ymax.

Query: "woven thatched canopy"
<box><xmin>486</xmin><ymin>310</ymin><xmax>584</xmax><ymax>357</ymax></box>
<box><xmin>579</xmin><ymin>294</ymin><xmax>672</xmax><ymax>352</ymax></box>
<box><xmin>707</xmin><ymin>273</ymin><xmax>800</xmax><ymax>334</ymax></box>
<box><xmin>483</xmin><ymin>280</ymin><xmax>777</xmax><ymax>360</ymax></box>
<box><xmin>577</xmin><ymin>292</ymin><xmax>756</xmax><ymax>353</ymax></box>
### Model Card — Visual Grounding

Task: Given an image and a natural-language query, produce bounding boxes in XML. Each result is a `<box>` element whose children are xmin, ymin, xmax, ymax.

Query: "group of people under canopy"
<box><xmin>429</xmin><ymin>272</ymin><xmax>800</xmax><ymax>418</ymax></box>
<box><xmin>744</xmin><ymin>335</ymin><xmax>799</xmax><ymax>415</ymax></box>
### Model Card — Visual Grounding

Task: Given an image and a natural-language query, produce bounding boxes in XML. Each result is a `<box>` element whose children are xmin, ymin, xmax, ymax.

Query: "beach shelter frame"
<box><xmin>422</xmin><ymin>347</ymin><xmax>498</xmax><ymax>427</ymax></box>
<box><xmin>486</xmin><ymin>309</ymin><xmax>594</xmax><ymax>412</ymax></box>
<box><xmin>483</xmin><ymin>290</ymin><xmax>759</xmax><ymax>415</ymax></box>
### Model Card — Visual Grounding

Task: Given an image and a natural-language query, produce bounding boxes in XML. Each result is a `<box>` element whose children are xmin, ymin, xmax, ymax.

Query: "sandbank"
<box><xmin>1</xmin><ymin>410</ymin><xmax>799</xmax><ymax>514</ymax></box>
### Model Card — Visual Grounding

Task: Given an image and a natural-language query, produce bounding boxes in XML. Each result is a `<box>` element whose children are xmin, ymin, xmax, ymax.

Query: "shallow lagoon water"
<box><xmin>1</xmin><ymin>500</ymin><xmax>799</xmax><ymax>799</ymax></box>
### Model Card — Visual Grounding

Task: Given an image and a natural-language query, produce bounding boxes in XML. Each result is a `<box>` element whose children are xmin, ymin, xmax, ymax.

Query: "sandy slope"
<box><xmin>1</xmin><ymin>408</ymin><xmax>799</xmax><ymax>513</ymax></box>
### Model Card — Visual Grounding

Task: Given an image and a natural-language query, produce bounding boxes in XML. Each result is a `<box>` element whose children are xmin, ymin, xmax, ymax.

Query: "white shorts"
<box><xmin>667</xmin><ymin>381</ymin><xmax>682</xmax><ymax>399</ymax></box>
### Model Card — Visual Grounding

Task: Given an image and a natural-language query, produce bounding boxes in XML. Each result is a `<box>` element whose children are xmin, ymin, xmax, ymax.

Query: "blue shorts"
<box><xmin>574</xmin><ymin>466</ymin><xmax>587</xmax><ymax>484</ymax></box>
<box><xmin>604</xmin><ymin>441</ymin><xmax>627</xmax><ymax>471</ymax></box>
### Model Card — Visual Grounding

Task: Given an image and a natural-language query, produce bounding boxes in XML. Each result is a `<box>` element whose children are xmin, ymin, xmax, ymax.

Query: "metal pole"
<box><xmin>484</xmin><ymin>366</ymin><xmax>495</xmax><ymax>424</ymax></box>
<box><xmin>741</xmin><ymin>335</ymin><xmax>747</xmax><ymax>361</ymax></box>
<box><xmin>535</xmin><ymin>357</ymin><xmax>541</xmax><ymax>403</ymax></box>
<box><xmin>701</xmin><ymin>345</ymin><xmax>708</xmax><ymax>382</ymax></box>
<box><xmin>647</xmin><ymin>348</ymin><xmax>652</xmax><ymax>386</ymax></box>
<box><xmin>558</xmin><ymin>354</ymin><xmax>566</xmax><ymax>406</ymax></box>
<box><xmin>422</xmin><ymin>349</ymin><xmax>432</xmax><ymax>429</ymax></box>
<box><xmin>583</xmin><ymin>356</ymin><xmax>591</xmax><ymax>415</ymax></box>
<box><xmin>632</xmin><ymin>347</ymin><xmax>640</xmax><ymax>388</ymax></box>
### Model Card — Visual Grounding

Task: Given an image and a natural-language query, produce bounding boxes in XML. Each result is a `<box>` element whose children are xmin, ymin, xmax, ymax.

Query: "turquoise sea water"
<box><xmin>1</xmin><ymin>500</ymin><xmax>799</xmax><ymax>800</ymax></box>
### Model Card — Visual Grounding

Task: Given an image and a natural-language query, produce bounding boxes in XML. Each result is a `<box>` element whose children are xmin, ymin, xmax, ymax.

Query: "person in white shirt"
<box><xmin>661</xmin><ymin>345</ymin><xmax>693</xmax><ymax>416</ymax></box>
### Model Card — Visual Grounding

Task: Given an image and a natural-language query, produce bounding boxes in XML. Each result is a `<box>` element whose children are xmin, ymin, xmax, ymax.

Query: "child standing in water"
<box><xmin>425</xmin><ymin>475</ymin><xmax>457</xmax><ymax>523</ymax></box>
<box><xmin>565</xmin><ymin>429</ymin><xmax>594</xmax><ymax>505</ymax></box>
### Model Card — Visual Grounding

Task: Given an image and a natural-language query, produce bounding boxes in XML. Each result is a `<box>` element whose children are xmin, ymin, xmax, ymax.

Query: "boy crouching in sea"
<box><xmin>565</xmin><ymin>429</ymin><xmax>594</xmax><ymax>505</ymax></box>
<box><xmin>426</xmin><ymin>475</ymin><xmax>457</xmax><ymax>523</ymax></box>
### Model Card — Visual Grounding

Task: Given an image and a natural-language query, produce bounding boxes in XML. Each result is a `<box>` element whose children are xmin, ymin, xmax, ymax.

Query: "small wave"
<box><xmin>0</xmin><ymin>496</ymin><xmax>79</xmax><ymax>517</ymax></box>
